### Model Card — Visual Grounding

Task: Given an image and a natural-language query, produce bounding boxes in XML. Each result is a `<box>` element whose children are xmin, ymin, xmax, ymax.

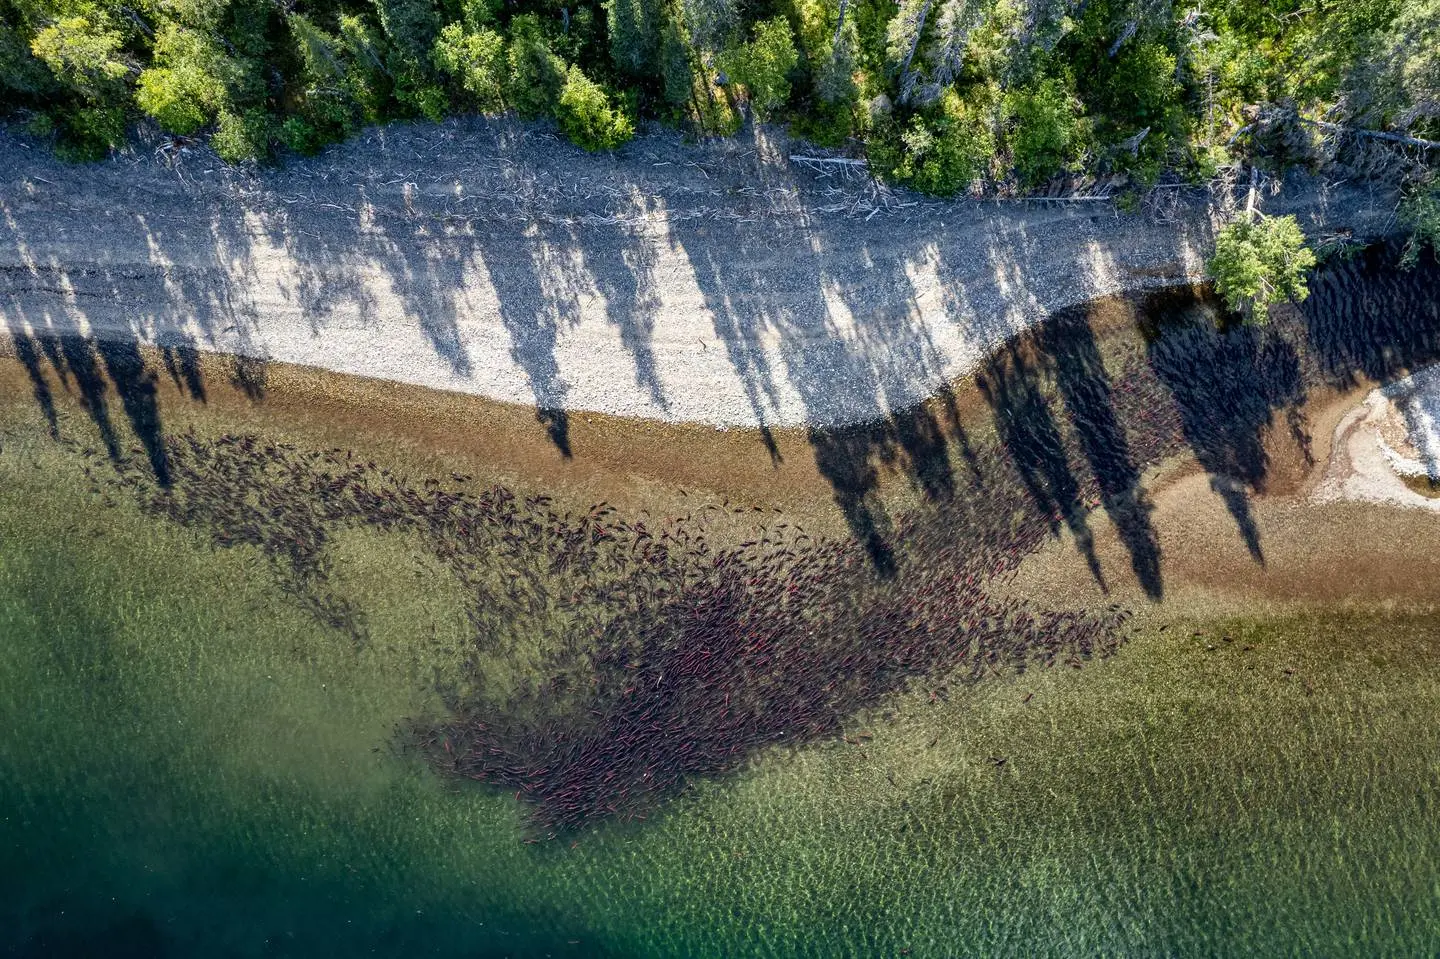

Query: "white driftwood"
<box><xmin>789</xmin><ymin>155</ymin><xmax>869</xmax><ymax>167</ymax></box>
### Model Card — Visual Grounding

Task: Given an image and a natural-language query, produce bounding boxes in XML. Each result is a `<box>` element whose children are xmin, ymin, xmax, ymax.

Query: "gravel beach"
<box><xmin>0</xmin><ymin>119</ymin><xmax>1400</xmax><ymax>428</ymax></box>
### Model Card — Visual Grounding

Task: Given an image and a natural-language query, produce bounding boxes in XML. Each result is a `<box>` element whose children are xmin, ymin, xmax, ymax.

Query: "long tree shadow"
<box><xmin>1143</xmin><ymin>304</ymin><xmax>1306</xmax><ymax>565</ymax></box>
<box><xmin>670</xmin><ymin>221</ymin><xmax>966</xmax><ymax>572</ymax></box>
<box><xmin>11</xmin><ymin>332</ymin><xmax>175</xmax><ymax>485</ymax></box>
<box><xmin>93</xmin><ymin>338</ymin><xmax>171</xmax><ymax>486</ymax></box>
<box><xmin>4</xmin><ymin>317</ymin><xmax>59</xmax><ymax>437</ymax></box>
<box><xmin>666</xmin><ymin>223</ymin><xmax>788</xmax><ymax>463</ymax></box>
<box><xmin>56</xmin><ymin>333</ymin><xmax>124</xmax><ymax>461</ymax></box>
<box><xmin>158</xmin><ymin>330</ymin><xmax>207</xmax><ymax>403</ymax></box>
<box><xmin>2</xmin><ymin>318</ymin><xmax>264</xmax><ymax>490</ymax></box>
<box><xmin>471</xmin><ymin>224</ymin><xmax>580</xmax><ymax>458</ymax></box>
<box><xmin>1037</xmin><ymin>311</ymin><xmax>1163</xmax><ymax>599</ymax></box>
<box><xmin>582</xmin><ymin>225</ymin><xmax>669</xmax><ymax>413</ymax></box>
<box><xmin>1299</xmin><ymin>241</ymin><xmax>1440</xmax><ymax>387</ymax></box>
<box><xmin>2</xmin><ymin>147</ymin><xmax>274</xmax><ymax>482</ymax></box>
<box><xmin>977</xmin><ymin>342</ymin><xmax>1106</xmax><ymax>589</ymax></box>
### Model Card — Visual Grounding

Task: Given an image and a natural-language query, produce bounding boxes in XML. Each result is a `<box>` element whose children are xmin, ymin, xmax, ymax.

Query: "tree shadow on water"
<box><xmin>806</xmin><ymin>386</ymin><xmax>986</xmax><ymax>578</ymax></box>
<box><xmin>3</xmin><ymin>320</ymin><xmax>267</xmax><ymax>487</ymax></box>
<box><xmin>94</xmin><ymin>338</ymin><xmax>172</xmax><ymax>486</ymax></box>
<box><xmin>158</xmin><ymin>331</ymin><xmax>207</xmax><ymax>403</ymax></box>
<box><xmin>668</xmin><ymin>222</ymin><xmax>972</xmax><ymax>573</ymax></box>
<box><xmin>6</xmin><ymin>324</ymin><xmax>59</xmax><ymax>438</ymax></box>
<box><xmin>1037</xmin><ymin>313</ymin><xmax>1164</xmax><ymax>599</ymax></box>
<box><xmin>1299</xmin><ymin>242</ymin><xmax>1440</xmax><ymax>387</ymax></box>
<box><xmin>26</xmin><ymin>332</ymin><xmax>173</xmax><ymax>486</ymax></box>
<box><xmin>977</xmin><ymin>342</ymin><xmax>1106</xmax><ymax>590</ymax></box>
<box><xmin>1143</xmin><ymin>306</ymin><xmax>1306</xmax><ymax>566</ymax></box>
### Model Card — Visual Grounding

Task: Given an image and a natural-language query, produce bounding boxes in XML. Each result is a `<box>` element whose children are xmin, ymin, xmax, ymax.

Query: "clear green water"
<box><xmin>4</xmin><ymin>425</ymin><xmax>1440</xmax><ymax>957</ymax></box>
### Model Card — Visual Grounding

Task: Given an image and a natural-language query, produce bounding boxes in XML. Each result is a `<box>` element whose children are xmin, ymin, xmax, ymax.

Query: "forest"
<box><xmin>0</xmin><ymin>0</ymin><xmax>1437</xmax><ymax>194</ymax></box>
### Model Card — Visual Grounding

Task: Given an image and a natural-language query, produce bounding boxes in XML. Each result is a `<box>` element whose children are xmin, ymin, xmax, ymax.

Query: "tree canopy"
<box><xmin>0</xmin><ymin>0</ymin><xmax>1435</xmax><ymax>189</ymax></box>
<box><xmin>1209</xmin><ymin>215</ymin><xmax>1318</xmax><ymax>322</ymax></box>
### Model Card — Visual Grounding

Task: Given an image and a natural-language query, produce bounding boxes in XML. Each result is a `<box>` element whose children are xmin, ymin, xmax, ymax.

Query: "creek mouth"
<box><xmin>26</xmin><ymin>239</ymin><xmax>1437</xmax><ymax>835</ymax></box>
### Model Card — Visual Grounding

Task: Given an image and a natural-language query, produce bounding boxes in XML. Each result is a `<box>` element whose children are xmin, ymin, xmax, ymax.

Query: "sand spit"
<box><xmin>0</xmin><ymin>119</ymin><xmax>1398</xmax><ymax>428</ymax></box>
<box><xmin>1317</xmin><ymin>364</ymin><xmax>1440</xmax><ymax>512</ymax></box>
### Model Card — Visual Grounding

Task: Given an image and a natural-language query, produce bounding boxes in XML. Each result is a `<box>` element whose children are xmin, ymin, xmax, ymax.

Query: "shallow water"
<box><xmin>4</xmin><ymin>248</ymin><xmax>1440</xmax><ymax>956</ymax></box>
<box><xmin>6</xmin><ymin>481</ymin><xmax>1439</xmax><ymax>958</ymax></box>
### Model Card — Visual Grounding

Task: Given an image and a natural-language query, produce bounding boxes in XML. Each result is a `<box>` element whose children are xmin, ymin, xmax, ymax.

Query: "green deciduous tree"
<box><xmin>460</xmin><ymin>0</ymin><xmax>501</xmax><ymax>30</ymax></box>
<box><xmin>136</xmin><ymin>25</ymin><xmax>229</xmax><ymax>134</ymax></box>
<box><xmin>336</xmin><ymin>14</ymin><xmax>391</xmax><ymax>120</ymax></box>
<box><xmin>1209</xmin><ymin>215</ymin><xmax>1317</xmax><ymax>322</ymax></box>
<box><xmin>555</xmin><ymin>63</ymin><xmax>634</xmax><ymax>149</ymax></box>
<box><xmin>718</xmin><ymin>15</ymin><xmax>798</xmax><ymax>118</ymax></box>
<box><xmin>389</xmin><ymin>53</ymin><xmax>448</xmax><ymax>120</ymax></box>
<box><xmin>28</xmin><ymin>13</ymin><xmax>132</xmax><ymax>157</ymax></box>
<box><xmin>886</xmin><ymin>86</ymin><xmax>995</xmax><ymax>194</ymax></box>
<box><xmin>30</xmin><ymin>15</ymin><xmax>129</xmax><ymax>103</ymax></box>
<box><xmin>1004</xmin><ymin>76</ymin><xmax>1082</xmax><ymax>185</ymax></box>
<box><xmin>432</xmin><ymin>22</ymin><xmax>506</xmax><ymax>111</ymax></box>
<box><xmin>506</xmin><ymin>14</ymin><xmax>566</xmax><ymax>118</ymax></box>
<box><xmin>0</xmin><ymin>10</ymin><xmax>59</xmax><ymax>99</ymax></box>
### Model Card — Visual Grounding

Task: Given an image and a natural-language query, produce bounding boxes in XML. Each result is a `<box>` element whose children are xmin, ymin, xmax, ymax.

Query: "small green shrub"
<box><xmin>885</xmin><ymin>88</ymin><xmax>995</xmax><ymax>196</ymax></box>
<box><xmin>390</xmin><ymin>55</ymin><xmax>448</xmax><ymax>121</ymax></box>
<box><xmin>790</xmin><ymin>102</ymin><xmax>855</xmax><ymax>146</ymax></box>
<box><xmin>24</xmin><ymin>112</ymin><xmax>56</xmax><ymax>138</ymax></box>
<box><xmin>212</xmin><ymin>108</ymin><xmax>272</xmax><ymax>162</ymax></box>
<box><xmin>55</xmin><ymin>105</ymin><xmax>127</xmax><ymax>161</ymax></box>
<box><xmin>279</xmin><ymin>116</ymin><xmax>329</xmax><ymax>155</ymax></box>
<box><xmin>1399</xmin><ymin>186</ymin><xmax>1440</xmax><ymax>268</ymax></box>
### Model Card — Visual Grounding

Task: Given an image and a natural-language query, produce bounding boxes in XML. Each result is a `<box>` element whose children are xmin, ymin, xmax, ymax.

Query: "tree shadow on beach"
<box><xmin>1</xmin><ymin>145</ymin><xmax>273</xmax><ymax>483</ymax></box>
<box><xmin>668</xmin><ymin>219</ymin><xmax>978</xmax><ymax>574</ymax></box>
